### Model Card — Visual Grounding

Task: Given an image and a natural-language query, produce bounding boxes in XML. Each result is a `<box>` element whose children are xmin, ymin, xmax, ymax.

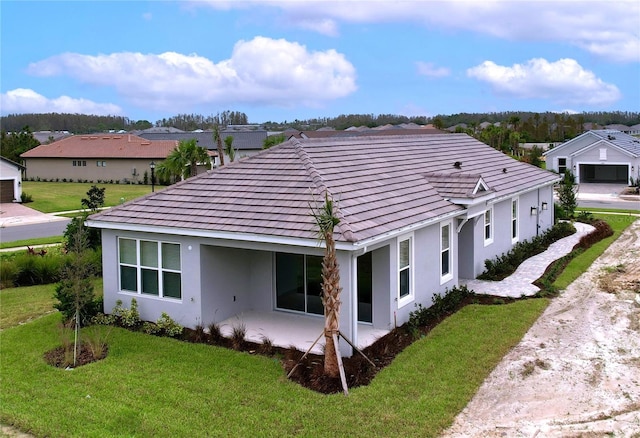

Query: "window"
<box><xmin>558</xmin><ymin>157</ymin><xmax>567</xmax><ymax>174</ymax></box>
<box><xmin>484</xmin><ymin>207</ymin><xmax>493</xmax><ymax>246</ymax></box>
<box><xmin>275</xmin><ymin>253</ymin><xmax>323</xmax><ymax>315</ymax></box>
<box><xmin>118</xmin><ymin>238</ymin><xmax>181</xmax><ymax>299</ymax></box>
<box><xmin>72</xmin><ymin>160</ymin><xmax>77</xmax><ymax>167</ymax></box>
<box><xmin>440</xmin><ymin>223</ymin><xmax>452</xmax><ymax>283</ymax></box>
<box><xmin>599</xmin><ymin>148</ymin><xmax>607</xmax><ymax>160</ymax></box>
<box><xmin>511</xmin><ymin>199</ymin><xmax>519</xmax><ymax>243</ymax></box>
<box><xmin>398</xmin><ymin>235</ymin><xmax>413</xmax><ymax>305</ymax></box>
<box><xmin>97</xmin><ymin>161</ymin><xmax>106</xmax><ymax>167</ymax></box>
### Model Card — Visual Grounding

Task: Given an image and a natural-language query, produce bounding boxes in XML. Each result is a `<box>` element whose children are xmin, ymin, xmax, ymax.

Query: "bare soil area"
<box><xmin>443</xmin><ymin>218</ymin><xmax>640</xmax><ymax>437</ymax></box>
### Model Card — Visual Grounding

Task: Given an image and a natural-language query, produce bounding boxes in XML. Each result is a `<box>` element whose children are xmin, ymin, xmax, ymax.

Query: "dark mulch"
<box><xmin>44</xmin><ymin>343</ymin><xmax>108</xmax><ymax>368</ymax></box>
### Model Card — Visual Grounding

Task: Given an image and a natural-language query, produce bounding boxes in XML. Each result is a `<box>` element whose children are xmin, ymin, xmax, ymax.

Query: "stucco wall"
<box><xmin>0</xmin><ymin>159</ymin><xmax>22</xmax><ymax>202</ymax></box>
<box><xmin>23</xmin><ymin>157</ymin><xmax>158</xmax><ymax>183</ymax></box>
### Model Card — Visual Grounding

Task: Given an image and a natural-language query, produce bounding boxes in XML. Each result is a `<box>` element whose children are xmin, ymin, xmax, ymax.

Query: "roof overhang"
<box><xmin>490</xmin><ymin>178</ymin><xmax>560</xmax><ymax>205</ymax></box>
<box><xmin>447</xmin><ymin>191</ymin><xmax>496</xmax><ymax>206</ymax></box>
<box><xmin>87</xmin><ymin>207</ymin><xmax>465</xmax><ymax>254</ymax></box>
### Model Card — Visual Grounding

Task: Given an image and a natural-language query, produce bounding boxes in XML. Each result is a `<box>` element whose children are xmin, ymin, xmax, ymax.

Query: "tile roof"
<box><xmin>88</xmin><ymin>134</ymin><xmax>558</xmax><ymax>244</ymax></box>
<box><xmin>589</xmin><ymin>130</ymin><xmax>640</xmax><ymax>157</ymax></box>
<box><xmin>20</xmin><ymin>134</ymin><xmax>178</xmax><ymax>159</ymax></box>
<box><xmin>139</xmin><ymin>130</ymin><xmax>267</xmax><ymax>151</ymax></box>
<box><xmin>424</xmin><ymin>172</ymin><xmax>490</xmax><ymax>198</ymax></box>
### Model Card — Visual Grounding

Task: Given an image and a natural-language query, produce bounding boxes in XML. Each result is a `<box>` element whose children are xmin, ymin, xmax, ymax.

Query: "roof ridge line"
<box><xmin>292</xmin><ymin>139</ymin><xmax>356</xmax><ymax>242</ymax></box>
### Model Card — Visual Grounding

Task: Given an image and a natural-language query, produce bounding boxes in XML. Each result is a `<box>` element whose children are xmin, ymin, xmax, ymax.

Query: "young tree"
<box><xmin>557</xmin><ymin>170</ymin><xmax>578</xmax><ymax>218</ymax></box>
<box><xmin>81</xmin><ymin>185</ymin><xmax>106</xmax><ymax>213</ymax></box>
<box><xmin>224</xmin><ymin>135</ymin><xmax>236</xmax><ymax>162</ymax></box>
<box><xmin>311</xmin><ymin>193</ymin><xmax>342</xmax><ymax>378</ymax></box>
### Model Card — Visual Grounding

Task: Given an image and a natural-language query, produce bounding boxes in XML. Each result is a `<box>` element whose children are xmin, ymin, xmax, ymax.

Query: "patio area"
<box><xmin>218</xmin><ymin>310</ymin><xmax>390</xmax><ymax>355</ymax></box>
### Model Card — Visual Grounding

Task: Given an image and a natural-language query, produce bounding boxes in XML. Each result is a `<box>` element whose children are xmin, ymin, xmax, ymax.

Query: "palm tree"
<box><xmin>213</xmin><ymin>124</ymin><xmax>225</xmax><ymax>167</ymax></box>
<box><xmin>224</xmin><ymin>135</ymin><xmax>236</xmax><ymax>162</ymax></box>
<box><xmin>156</xmin><ymin>139</ymin><xmax>211</xmax><ymax>183</ymax></box>
<box><xmin>311</xmin><ymin>193</ymin><xmax>342</xmax><ymax>378</ymax></box>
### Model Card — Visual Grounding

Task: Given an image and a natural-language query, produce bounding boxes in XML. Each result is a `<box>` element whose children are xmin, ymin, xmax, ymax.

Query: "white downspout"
<box><xmin>351</xmin><ymin>252</ymin><xmax>358</xmax><ymax>355</ymax></box>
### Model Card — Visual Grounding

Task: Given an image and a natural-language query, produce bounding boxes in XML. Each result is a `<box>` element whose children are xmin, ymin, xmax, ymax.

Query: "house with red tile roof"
<box><xmin>87</xmin><ymin>134</ymin><xmax>558</xmax><ymax>356</ymax></box>
<box><xmin>20</xmin><ymin>134</ymin><xmax>196</xmax><ymax>183</ymax></box>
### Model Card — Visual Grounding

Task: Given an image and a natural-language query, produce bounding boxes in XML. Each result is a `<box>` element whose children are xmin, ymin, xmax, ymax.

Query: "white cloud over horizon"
<box><xmin>195</xmin><ymin>0</ymin><xmax>640</xmax><ymax>63</ymax></box>
<box><xmin>416</xmin><ymin>62</ymin><xmax>450</xmax><ymax>78</ymax></box>
<box><xmin>0</xmin><ymin>88</ymin><xmax>122</xmax><ymax>116</ymax></box>
<box><xmin>25</xmin><ymin>37</ymin><xmax>357</xmax><ymax>112</ymax></box>
<box><xmin>467</xmin><ymin>58</ymin><xmax>622</xmax><ymax>107</ymax></box>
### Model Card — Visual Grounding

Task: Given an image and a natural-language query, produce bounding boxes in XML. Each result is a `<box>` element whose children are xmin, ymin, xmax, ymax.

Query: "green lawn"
<box><xmin>553</xmin><ymin>214</ymin><xmax>637</xmax><ymax>289</ymax></box>
<box><xmin>0</xmin><ymin>236</ymin><xmax>63</xmax><ymax>249</ymax></box>
<box><xmin>0</xmin><ymin>297</ymin><xmax>548</xmax><ymax>438</ymax></box>
<box><xmin>21</xmin><ymin>181</ymin><xmax>157</xmax><ymax>213</ymax></box>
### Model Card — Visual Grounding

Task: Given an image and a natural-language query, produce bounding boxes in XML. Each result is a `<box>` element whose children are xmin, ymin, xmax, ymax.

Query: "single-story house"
<box><xmin>138</xmin><ymin>127</ymin><xmax>268</xmax><ymax>165</ymax></box>
<box><xmin>87</xmin><ymin>134</ymin><xmax>558</xmax><ymax>356</ymax></box>
<box><xmin>20</xmin><ymin>134</ymin><xmax>184</xmax><ymax>183</ymax></box>
<box><xmin>0</xmin><ymin>157</ymin><xmax>25</xmax><ymax>203</ymax></box>
<box><xmin>544</xmin><ymin>130</ymin><xmax>640</xmax><ymax>184</ymax></box>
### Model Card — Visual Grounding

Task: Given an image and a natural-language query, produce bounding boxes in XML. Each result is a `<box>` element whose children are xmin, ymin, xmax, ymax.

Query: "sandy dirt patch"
<box><xmin>443</xmin><ymin>218</ymin><xmax>640</xmax><ymax>437</ymax></box>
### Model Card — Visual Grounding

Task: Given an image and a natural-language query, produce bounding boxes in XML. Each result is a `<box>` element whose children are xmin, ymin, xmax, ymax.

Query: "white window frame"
<box><xmin>511</xmin><ymin>198</ymin><xmax>519</xmax><ymax>244</ymax></box>
<box><xmin>397</xmin><ymin>234</ymin><xmax>414</xmax><ymax>307</ymax></box>
<box><xmin>440</xmin><ymin>222</ymin><xmax>453</xmax><ymax>284</ymax></box>
<box><xmin>557</xmin><ymin>157</ymin><xmax>567</xmax><ymax>174</ymax></box>
<box><xmin>599</xmin><ymin>148</ymin><xmax>607</xmax><ymax>160</ymax></box>
<box><xmin>118</xmin><ymin>237</ymin><xmax>182</xmax><ymax>301</ymax></box>
<box><xmin>484</xmin><ymin>207</ymin><xmax>494</xmax><ymax>247</ymax></box>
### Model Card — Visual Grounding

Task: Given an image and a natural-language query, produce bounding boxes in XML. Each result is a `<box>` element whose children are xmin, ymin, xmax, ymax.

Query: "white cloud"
<box><xmin>0</xmin><ymin>88</ymin><xmax>122</xmax><ymax>115</ymax></box>
<box><xmin>416</xmin><ymin>62</ymin><xmax>450</xmax><ymax>78</ymax></box>
<box><xmin>467</xmin><ymin>58</ymin><xmax>621</xmax><ymax>106</ymax></box>
<box><xmin>26</xmin><ymin>37</ymin><xmax>357</xmax><ymax>112</ymax></box>
<box><xmin>194</xmin><ymin>1</ymin><xmax>640</xmax><ymax>63</ymax></box>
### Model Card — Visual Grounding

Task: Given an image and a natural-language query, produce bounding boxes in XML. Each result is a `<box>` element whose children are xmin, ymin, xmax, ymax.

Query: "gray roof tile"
<box><xmin>89</xmin><ymin>134</ymin><xmax>558</xmax><ymax>243</ymax></box>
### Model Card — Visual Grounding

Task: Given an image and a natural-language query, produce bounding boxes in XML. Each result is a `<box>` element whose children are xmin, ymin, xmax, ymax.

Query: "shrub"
<box><xmin>208</xmin><ymin>322</ymin><xmax>222</xmax><ymax>343</ymax></box>
<box><xmin>231</xmin><ymin>323</ymin><xmax>246</xmax><ymax>350</ymax></box>
<box><xmin>155</xmin><ymin>312</ymin><xmax>183</xmax><ymax>337</ymax></box>
<box><xmin>142</xmin><ymin>321</ymin><xmax>161</xmax><ymax>335</ymax></box>
<box><xmin>407</xmin><ymin>285</ymin><xmax>472</xmax><ymax>335</ymax></box>
<box><xmin>576</xmin><ymin>220</ymin><xmax>613</xmax><ymax>249</ymax></box>
<box><xmin>20</xmin><ymin>192</ymin><xmax>33</xmax><ymax>203</ymax></box>
<box><xmin>112</xmin><ymin>298</ymin><xmax>141</xmax><ymax>328</ymax></box>
<box><xmin>13</xmin><ymin>251</ymin><xmax>67</xmax><ymax>286</ymax></box>
<box><xmin>91</xmin><ymin>312</ymin><xmax>116</xmax><ymax>326</ymax></box>
<box><xmin>479</xmin><ymin>222</ymin><xmax>576</xmax><ymax>280</ymax></box>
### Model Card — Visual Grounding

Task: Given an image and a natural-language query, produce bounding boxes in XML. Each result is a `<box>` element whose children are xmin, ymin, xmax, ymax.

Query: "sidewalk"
<box><xmin>462</xmin><ymin>222</ymin><xmax>595</xmax><ymax>298</ymax></box>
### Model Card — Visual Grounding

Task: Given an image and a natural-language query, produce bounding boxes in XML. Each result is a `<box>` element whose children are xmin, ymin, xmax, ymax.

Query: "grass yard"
<box><xmin>21</xmin><ymin>181</ymin><xmax>156</xmax><ymax>213</ymax></box>
<box><xmin>0</xmin><ymin>297</ymin><xmax>548</xmax><ymax>438</ymax></box>
<box><xmin>553</xmin><ymin>213</ymin><xmax>637</xmax><ymax>289</ymax></box>
<box><xmin>0</xmin><ymin>236</ymin><xmax>63</xmax><ymax>249</ymax></box>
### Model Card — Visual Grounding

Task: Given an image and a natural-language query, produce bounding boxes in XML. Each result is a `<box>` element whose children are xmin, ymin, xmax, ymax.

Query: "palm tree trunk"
<box><xmin>322</xmin><ymin>230</ymin><xmax>341</xmax><ymax>378</ymax></box>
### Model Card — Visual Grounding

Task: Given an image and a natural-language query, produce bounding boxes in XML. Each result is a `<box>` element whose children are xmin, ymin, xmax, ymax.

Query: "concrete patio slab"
<box><xmin>218</xmin><ymin>310</ymin><xmax>389</xmax><ymax>355</ymax></box>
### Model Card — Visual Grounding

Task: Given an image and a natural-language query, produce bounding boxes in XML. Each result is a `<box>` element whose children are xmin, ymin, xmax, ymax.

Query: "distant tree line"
<box><xmin>1</xmin><ymin>127</ymin><xmax>40</xmax><ymax>163</ymax></box>
<box><xmin>154</xmin><ymin>111</ymin><xmax>248</xmax><ymax>131</ymax></box>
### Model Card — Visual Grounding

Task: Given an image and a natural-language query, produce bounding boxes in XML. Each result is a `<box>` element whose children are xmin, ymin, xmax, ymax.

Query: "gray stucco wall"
<box><xmin>100</xmin><ymin>229</ymin><xmax>203</xmax><ymax>328</ymax></box>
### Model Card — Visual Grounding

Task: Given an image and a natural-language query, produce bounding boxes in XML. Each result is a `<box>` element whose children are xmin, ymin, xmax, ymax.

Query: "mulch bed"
<box><xmin>44</xmin><ymin>343</ymin><xmax>108</xmax><ymax>368</ymax></box>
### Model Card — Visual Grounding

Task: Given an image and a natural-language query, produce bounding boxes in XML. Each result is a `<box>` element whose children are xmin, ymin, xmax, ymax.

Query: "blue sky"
<box><xmin>1</xmin><ymin>0</ymin><xmax>639</xmax><ymax>125</ymax></box>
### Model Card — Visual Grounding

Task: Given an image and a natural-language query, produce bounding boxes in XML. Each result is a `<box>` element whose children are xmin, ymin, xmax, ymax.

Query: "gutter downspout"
<box><xmin>351</xmin><ymin>252</ymin><xmax>358</xmax><ymax>356</ymax></box>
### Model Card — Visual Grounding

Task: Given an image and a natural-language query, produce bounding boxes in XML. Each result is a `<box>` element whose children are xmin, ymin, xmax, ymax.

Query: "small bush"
<box><xmin>91</xmin><ymin>313</ymin><xmax>116</xmax><ymax>326</ymax></box>
<box><xmin>576</xmin><ymin>220</ymin><xmax>613</xmax><ymax>249</ymax></box>
<box><xmin>83</xmin><ymin>325</ymin><xmax>111</xmax><ymax>359</ymax></box>
<box><xmin>20</xmin><ymin>192</ymin><xmax>33</xmax><ymax>203</ymax></box>
<box><xmin>231</xmin><ymin>323</ymin><xmax>247</xmax><ymax>350</ymax></box>
<box><xmin>407</xmin><ymin>285</ymin><xmax>473</xmax><ymax>335</ymax></box>
<box><xmin>208</xmin><ymin>322</ymin><xmax>222</xmax><ymax>343</ymax></box>
<box><xmin>112</xmin><ymin>298</ymin><xmax>141</xmax><ymax>328</ymax></box>
<box><xmin>156</xmin><ymin>312</ymin><xmax>183</xmax><ymax>337</ymax></box>
<box><xmin>142</xmin><ymin>321</ymin><xmax>161</xmax><ymax>335</ymax></box>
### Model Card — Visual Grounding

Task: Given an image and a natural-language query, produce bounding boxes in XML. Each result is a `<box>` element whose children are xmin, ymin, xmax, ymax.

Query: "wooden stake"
<box><xmin>332</xmin><ymin>332</ymin><xmax>349</xmax><ymax>396</ymax></box>
<box><xmin>338</xmin><ymin>330</ymin><xmax>376</xmax><ymax>368</ymax></box>
<box><xmin>286</xmin><ymin>331</ymin><xmax>324</xmax><ymax>378</ymax></box>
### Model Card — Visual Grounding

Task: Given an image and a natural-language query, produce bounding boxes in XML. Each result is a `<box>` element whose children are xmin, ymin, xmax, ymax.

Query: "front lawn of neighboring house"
<box><xmin>21</xmin><ymin>181</ymin><xmax>154</xmax><ymax>213</ymax></box>
<box><xmin>0</xmin><ymin>236</ymin><xmax>63</xmax><ymax>249</ymax></box>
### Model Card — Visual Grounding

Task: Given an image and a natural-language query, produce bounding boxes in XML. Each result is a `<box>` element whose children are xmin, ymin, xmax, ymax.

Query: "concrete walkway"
<box><xmin>462</xmin><ymin>222</ymin><xmax>595</xmax><ymax>298</ymax></box>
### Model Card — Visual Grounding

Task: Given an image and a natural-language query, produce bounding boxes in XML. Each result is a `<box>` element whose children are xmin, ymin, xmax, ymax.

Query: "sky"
<box><xmin>1</xmin><ymin>0</ymin><xmax>639</xmax><ymax>125</ymax></box>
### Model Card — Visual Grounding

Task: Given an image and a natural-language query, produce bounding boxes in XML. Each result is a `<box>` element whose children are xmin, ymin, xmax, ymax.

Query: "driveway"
<box><xmin>443</xmin><ymin>219</ymin><xmax>640</xmax><ymax>436</ymax></box>
<box><xmin>0</xmin><ymin>203</ymin><xmax>67</xmax><ymax>228</ymax></box>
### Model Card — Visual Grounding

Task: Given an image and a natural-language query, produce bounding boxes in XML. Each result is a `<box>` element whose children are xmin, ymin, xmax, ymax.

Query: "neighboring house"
<box><xmin>139</xmin><ymin>127</ymin><xmax>268</xmax><ymax>164</ymax></box>
<box><xmin>20</xmin><ymin>134</ymin><xmax>180</xmax><ymax>183</ymax></box>
<box><xmin>0</xmin><ymin>157</ymin><xmax>25</xmax><ymax>203</ymax></box>
<box><xmin>544</xmin><ymin>130</ymin><xmax>640</xmax><ymax>184</ymax></box>
<box><xmin>286</xmin><ymin>124</ymin><xmax>444</xmax><ymax>140</ymax></box>
<box><xmin>87</xmin><ymin>134</ymin><xmax>558</xmax><ymax>356</ymax></box>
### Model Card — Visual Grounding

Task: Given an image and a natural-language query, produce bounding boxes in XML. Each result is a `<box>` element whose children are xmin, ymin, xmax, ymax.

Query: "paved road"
<box><xmin>578</xmin><ymin>198</ymin><xmax>640</xmax><ymax>210</ymax></box>
<box><xmin>0</xmin><ymin>219</ymin><xmax>70</xmax><ymax>242</ymax></box>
